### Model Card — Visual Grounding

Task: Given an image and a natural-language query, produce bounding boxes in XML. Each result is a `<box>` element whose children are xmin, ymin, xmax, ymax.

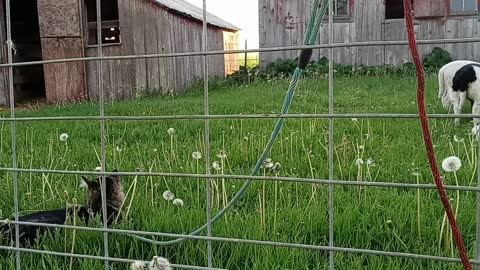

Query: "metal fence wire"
<box><xmin>2</xmin><ymin>0</ymin><xmax>480</xmax><ymax>269</ymax></box>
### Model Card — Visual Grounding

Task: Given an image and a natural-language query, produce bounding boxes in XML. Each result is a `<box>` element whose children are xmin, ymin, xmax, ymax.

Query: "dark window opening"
<box><xmin>321</xmin><ymin>0</ymin><xmax>350</xmax><ymax>18</ymax></box>
<box><xmin>4</xmin><ymin>0</ymin><xmax>46</xmax><ymax>102</ymax></box>
<box><xmin>85</xmin><ymin>0</ymin><xmax>121</xmax><ymax>45</ymax></box>
<box><xmin>385</xmin><ymin>0</ymin><xmax>405</xmax><ymax>19</ymax></box>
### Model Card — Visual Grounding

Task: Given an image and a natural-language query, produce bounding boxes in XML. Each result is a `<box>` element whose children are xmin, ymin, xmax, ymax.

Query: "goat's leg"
<box><xmin>451</xmin><ymin>92</ymin><xmax>464</xmax><ymax>126</ymax></box>
<box><xmin>473</xmin><ymin>100</ymin><xmax>480</xmax><ymax>126</ymax></box>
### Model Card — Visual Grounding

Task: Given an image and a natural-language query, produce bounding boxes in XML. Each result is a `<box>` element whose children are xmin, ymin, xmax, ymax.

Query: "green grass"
<box><xmin>239</xmin><ymin>53</ymin><xmax>259</xmax><ymax>69</ymax></box>
<box><xmin>0</xmin><ymin>74</ymin><xmax>477</xmax><ymax>269</ymax></box>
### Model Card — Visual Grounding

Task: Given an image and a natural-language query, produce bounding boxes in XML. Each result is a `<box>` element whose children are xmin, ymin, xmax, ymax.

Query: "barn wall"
<box><xmin>85</xmin><ymin>0</ymin><xmax>226</xmax><ymax>101</ymax></box>
<box><xmin>259</xmin><ymin>0</ymin><xmax>480</xmax><ymax>67</ymax></box>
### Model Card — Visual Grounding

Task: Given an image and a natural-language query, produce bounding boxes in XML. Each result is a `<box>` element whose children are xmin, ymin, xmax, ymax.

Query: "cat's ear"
<box><xmin>108</xmin><ymin>169</ymin><xmax>120</xmax><ymax>181</ymax></box>
<box><xmin>80</xmin><ymin>176</ymin><xmax>91</xmax><ymax>188</ymax></box>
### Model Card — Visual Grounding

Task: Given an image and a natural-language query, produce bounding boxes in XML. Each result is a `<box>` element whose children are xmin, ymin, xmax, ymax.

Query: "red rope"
<box><xmin>403</xmin><ymin>1</ymin><xmax>472</xmax><ymax>269</ymax></box>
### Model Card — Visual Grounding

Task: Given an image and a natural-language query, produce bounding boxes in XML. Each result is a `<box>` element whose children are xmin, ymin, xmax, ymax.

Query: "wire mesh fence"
<box><xmin>1</xmin><ymin>0</ymin><xmax>480</xmax><ymax>269</ymax></box>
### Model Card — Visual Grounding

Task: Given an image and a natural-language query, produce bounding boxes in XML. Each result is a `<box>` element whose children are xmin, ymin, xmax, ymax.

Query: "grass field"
<box><xmin>0</xmin><ymin>73</ymin><xmax>477</xmax><ymax>269</ymax></box>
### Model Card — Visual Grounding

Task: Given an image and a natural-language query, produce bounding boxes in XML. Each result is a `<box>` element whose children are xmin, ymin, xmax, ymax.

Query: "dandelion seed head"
<box><xmin>216</xmin><ymin>150</ymin><xmax>227</xmax><ymax>159</ymax></box>
<box><xmin>367</xmin><ymin>158</ymin><xmax>375</xmax><ymax>166</ymax></box>
<box><xmin>453</xmin><ymin>135</ymin><xmax>464</xmax><ymax>143</ymax></box>
<box><xmin>95</xmin><ymin>166</ymin><xmax>102</xmax><ymax>172</ymax></box>
<box><xmin>59</xmin><ymin>133</ymin><xmax>69</xmax><ymax>142</ymax></box>
<box><xmin>192</xmin><ymin>151</ymin><xmax>202</xmax><ymax>160</ymax></box>
<box><xmin>355</xmin><ymin>158</ymin><xmax>364</xmax><ymax>166</ymax></box>
<box><xmin>173</xmin><ymin>198</ymin><xmax>184</xmax><ymax>206</ymax></box>
<box><xmin>116</xmin><ymin>146</ymin><xmax>123</xmax><ymax>152</ymax></box>
<box><xmin>243</xmin><ymin>136</ymin><xmax>249</xmax><ymax>141</ymax></box>
<box><xmin>212</xmin><ymin>161</ymin><xmax>221</xmax><ymax>171</ymax></box>
<box><xmin>441</xmin><ymin>156</ymin><xmax>462</xmax><ymax>172</ymax></box>
<box><xmin>264</xmin><ymin>158</ymin><xmax>274</xmax><ymax>169</ymax></box>
<box><xmin>149</xmin><ymin>256</ymin><xmax>172</xmax><ymax>270</ymax></box>
<box><xmin>153</xmin><ymin>149</ymin><xmax>158</xmax><ymax>152</ymax></box>
<box><xmin>351</xmin><ymin>118</ymin><xmax>358</xmax><ymax>122</ymax></box>
<box><xmin>130</xmin><ymin>261</ymin><xmax>146</xmax><ymax>270</ymax></box>
<box><xmin>162</xmin><ymin>191</ymin><xmax>175</xmax><ymax>201</ymax></box>
<box><xmin>167</xmin><ymin>128</ymin><xmax>175</xmax><ymax>135</ymax></box>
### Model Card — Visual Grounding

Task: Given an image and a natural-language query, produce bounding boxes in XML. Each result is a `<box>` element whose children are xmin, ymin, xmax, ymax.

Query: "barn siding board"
<box><xmin>37</xmin><ymin>0</ymin><xmax>81</xmax><ymax>37</ymax></box>
<box><xmin>156</xmin><ymin>8</ymin><xmax>168</xmax><ymax>94</ymax></box>
<box><xmin>259</xmin><ymin>0</ymin><xmax>480</xmax><ymax>67</ymax></box>
<box><xmin>41</xmin><ymin>38</ymin><xmax>86</xmax><ymax>103</ymax></box>
<box><xmin>145</xmin><ymin>3</ymin><xmax>160</xmax><ymax>91</ymax></box>
<box><xmin>133</xmin><ymin>0</ymin><xmax>147</xmax><ymax>96</ymax></box>
<box><xmin>85</xmin><ymin>49</ymin><xmax>98</xmax><ymax>100</ymax></box>
<box><xmin>414</xmin><ymin>0</ymin><xmax>445</xmax><ymax>18</ymax></box>
<box><xmin>118</xmin><ymin>0</ymin><xmax>135</xmax><ymax>99</ymax></box>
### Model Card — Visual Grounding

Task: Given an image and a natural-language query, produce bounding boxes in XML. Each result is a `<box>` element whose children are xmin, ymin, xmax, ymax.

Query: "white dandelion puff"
<box><xmin>167</xmin><ymin>128</ymin><xmax>175</xmax><ymax>135</ymax></box>
<box><xmin>149</xmin><ymin>256</ymin><xmax>172</xmax><ymax>270</ymax></box>
<box><xmin>130</xmin><ymin>261</ymin><xmax>146</xmax><ymax>270</ymax></box>
<box><xmin>59</xmin><ymin>133</ymin><xmax>69</xmax><ymax>142</ymax></box>
<box><xmin>95</xmin><ymin>166</ymin><xmax>102</xmax><ymax>172</ymax></box>
<box><xmin>264</xmin><ymin>158</ymin><xmax>274</xmax><ymax>169</ymax></box>
<box><xmin>192</xmin><ymin>151</ymin><xmax>202</xmax><ymax>160</ymax></box>
<box><xmin>162</xmin><ymin>191</ymin><xmax>175</xmax><ymax>201</ymax></box>
<box><xmin>173</xmin><ymin>198</ymin><xmax>184</xmax><ymax>206</ymax></box>
<box><xmin>212</xmin><ymin>161</ymin><xmax>221</xmax><ymax>171</ymax></box>
<box><xmin>453</xmin><ymin>135</ymin><xmax>464</xmax><ymax>143</ymax></box>
<box><xmin>441</xmin><ymin>156</ymin><xmax>462</xmax><ymax>172</ymax></box>
<box><xmin>367</xmin><ymin>158</ymin><xmax>375</xmax><ymax>167</ymax></box>
<box><xmin>216</xmin><ymin>150</ymin><xmax>227</xmax><ymax>159</ymax></box>
<box><xmin>351</xmin><ymin>118</ymin><xmax>358</xmax><ymax>122</ymax></box>
<box><xmin>355</xmin><ymin>158</ymin><xmax>364</xmax><ymax>166</ymax></box>
<box><xmin>116</xmin><ymin>145</ymin><xmax>123</xmax><ymax>152</ymax></box>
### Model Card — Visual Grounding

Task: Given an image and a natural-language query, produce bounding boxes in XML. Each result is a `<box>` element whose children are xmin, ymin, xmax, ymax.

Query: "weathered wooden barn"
<box><xmin>259</xmin><ymin>0</ymin><xmax>480</xmax><ymax>68</ymax></box>
<box><xmin>0</xmin><ymin>0</ymin><xmax>240</xmax><ymax>105</ymax></box>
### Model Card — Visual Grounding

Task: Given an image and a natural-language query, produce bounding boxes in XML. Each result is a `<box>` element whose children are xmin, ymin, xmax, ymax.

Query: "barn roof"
<box><xmin>152</xmin><ymin>0</ymin><xmax>241</xmax><ymax>31</ymax></box>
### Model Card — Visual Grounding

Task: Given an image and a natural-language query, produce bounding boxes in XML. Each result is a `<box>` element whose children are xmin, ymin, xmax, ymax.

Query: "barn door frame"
<box><xmin>0</xmin><ymin>0</ymin><xmax>8</xmax><ymax>106</ymax></box>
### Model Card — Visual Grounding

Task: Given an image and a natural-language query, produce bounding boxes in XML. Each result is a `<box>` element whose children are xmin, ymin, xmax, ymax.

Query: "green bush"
<box><xmin>220</xmin><ymin>47</ymin><xmax>454</xmax><ymax>87</ymax></box>
<box><xmin>422</xmin><ymin>47</ymin><xmax>452</xmax><ymax>70</ymax></box>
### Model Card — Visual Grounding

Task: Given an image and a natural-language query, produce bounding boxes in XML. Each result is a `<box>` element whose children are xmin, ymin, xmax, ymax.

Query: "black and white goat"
<box><xmin>438</xmin><ymin>60</ymin><xmax>480</xmax><ymax>126</ymax></box>
<box><xmin>1</xmin><ymin>170</ymin><xmax>125</xmax><ymax>247</ymax></box>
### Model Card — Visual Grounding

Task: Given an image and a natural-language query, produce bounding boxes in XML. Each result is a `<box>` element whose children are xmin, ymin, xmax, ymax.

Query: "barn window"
<box><xmin>85</xmin><ymin>0</ymin><xmax>121</xmax><ymax>45</ymax></box>
<box><xmin>321</xmin><ymin>0</ymin><xmax>350</xmax><ymax>18</ymax></box>
<box><xmin>451</xmin><ymin>0</ymin><xmax>478</xmax><ymax>15</ymax></box>
<box><xmin>385</xmin><ymin>0</ymin><xmax>405</xmax><ymax>19</ymax></box>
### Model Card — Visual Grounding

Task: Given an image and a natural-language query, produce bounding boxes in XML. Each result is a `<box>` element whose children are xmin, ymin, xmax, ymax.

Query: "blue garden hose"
<box><xmin>131</xmin><ymin>0</ymin><xmax>330</xmax><ymax>246</ymax></box>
